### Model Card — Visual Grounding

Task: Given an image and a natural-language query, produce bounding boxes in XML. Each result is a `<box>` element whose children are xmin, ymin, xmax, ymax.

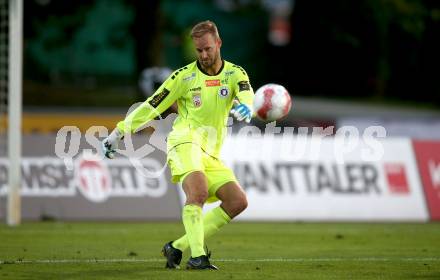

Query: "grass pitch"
<box><xmin>0</xmin><ymin>222</ymin><xmax>439</xmax><ymax>279</ymax></box>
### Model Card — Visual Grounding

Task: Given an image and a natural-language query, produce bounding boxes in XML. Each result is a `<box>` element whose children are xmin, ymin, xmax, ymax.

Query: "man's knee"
<box><xmin>187</xmin><ymin>189</ymin><xmax>209</xmax><ymax>205</ymax></box>
<box><xmin>234</xmin><ymin>194</ymin><xmax>248</xmax><ymax>214</ymax></box>
<box><xmin>225</xmin><ymin>194</ymin><xmax>248</xmax><ymax>217</ymax></box>
<box><xmin>183</xmin><ymin>171</ymin><xmax>209</xmax><ymax>206</ymax></box>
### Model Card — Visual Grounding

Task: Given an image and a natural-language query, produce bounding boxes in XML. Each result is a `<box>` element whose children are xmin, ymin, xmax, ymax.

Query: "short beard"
<box><xmin>201</xmin><ymin>59</ymin><xmax>213</xmax><ymax>68</ymax></box>
<box><xmin>203</xmin><ymin>53</ymin><xmax>219</xmax><ymax>69</ymax></box>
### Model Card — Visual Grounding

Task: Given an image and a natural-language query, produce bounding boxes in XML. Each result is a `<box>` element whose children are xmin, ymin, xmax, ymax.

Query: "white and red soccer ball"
<box><xmin>253</xmin><ymin>83</ymin><xmax>292</xmax><ymax>122</ymax></box>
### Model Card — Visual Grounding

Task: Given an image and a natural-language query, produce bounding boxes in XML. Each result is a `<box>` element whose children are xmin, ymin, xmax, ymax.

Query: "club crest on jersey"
<box><xmin>192</xmin><ymin>93</ymin><xmax>202</xmax><ymax>107</ymax></box>
<box><xmin>218</xmin><ymin>86</ymin><xmax>229</xmax><ymax>98</ymax></box>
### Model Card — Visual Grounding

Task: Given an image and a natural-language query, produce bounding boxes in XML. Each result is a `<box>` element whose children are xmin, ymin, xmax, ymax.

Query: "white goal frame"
<box><xmin>7</xmin><ymin>0</ymin><xmax>23</xmax><ymax>226</ymax></box>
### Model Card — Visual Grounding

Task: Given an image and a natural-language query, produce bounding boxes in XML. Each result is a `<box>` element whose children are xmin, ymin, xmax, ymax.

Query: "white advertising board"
<box><xmin>217</xmin><ymin>135</ymin><xmax>428</xmax><ymax>221</ymax></box>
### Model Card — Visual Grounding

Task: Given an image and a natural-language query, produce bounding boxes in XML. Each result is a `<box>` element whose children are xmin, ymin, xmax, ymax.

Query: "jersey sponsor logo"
<box><xmin>148</xmin><ymin>88</ymin><xmax>170</xmax><ymax>108</ymax></box>
<box><xmin>183</xmin><ymin>72</ymin><xmax>196</xmax><ymax>82</ymax></box>
<box><xmin>225</xmin><ymin>70</ymin><xmax>235</xmax><ymax>76</ymax></box>
<box><xmin>189</xmin><ymin>86</ymin><xmax>202</xmax><ymax>92</ymax></box>
<box><xmin>218</xmin><ymin>86</ymin><xmax>229</xmax><ymax>98</ymax></box>
<box><xmin>192</xmin><ymin>93</ymin><xmax>202</xmax><ymax>107</ymax></box>
<box><xmin>205</xmin><ymin>79</ymin><xmax>221</xmax><ymax>87</ymax></box>
<box><xmin>238</xmin><ymin>81</ymin><xmax>250</xmax><ymax>92</ymax></box>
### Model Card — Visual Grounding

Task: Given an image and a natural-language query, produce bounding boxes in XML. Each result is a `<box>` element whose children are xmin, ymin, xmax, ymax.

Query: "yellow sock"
<box><xmin>181</xmin><ymin>204</ymin><xmax>205</xmax><ymax>257</ymax></box>
<box><xmin>173</xmin><ymin>206</ymin><xmax>231</xmax><ymax>252</ymax></box>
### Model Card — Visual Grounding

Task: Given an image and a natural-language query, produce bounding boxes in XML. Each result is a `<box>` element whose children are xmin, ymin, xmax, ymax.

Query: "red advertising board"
<box><xmin>384</xmin><ymin>163</ymin><xmax>410</xmax><ymax>194</ymax></box>
<box><xmin>413</xmin><ymin>141</ymin><xmax>440</xmax><ymax>220</ymax></box>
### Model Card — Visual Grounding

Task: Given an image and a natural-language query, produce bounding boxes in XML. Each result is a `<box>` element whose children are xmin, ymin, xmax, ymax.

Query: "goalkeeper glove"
<box><xmin>230</xmin><ymin>101</ymin><xmax>253</xmax><ymax>123</ymax></box>
<box><xmin>102</xmin><ymin>128</ymin><xmax>123</xmax><ymax>159</ymax></box>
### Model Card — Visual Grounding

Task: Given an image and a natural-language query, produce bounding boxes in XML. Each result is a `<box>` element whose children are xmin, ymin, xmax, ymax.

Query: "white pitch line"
<box><xmin>0</xmin><ymin>259</ymin><xmax>162</xmax><ymax>264</ymax></box>
<box><xmin>216</xmin><ymin>257</ymin><xmax>440</xmax><ymax>262</ymax></box>
<box><xmin>0</xmin><ymin>257</ymin><xmax>439</xmax><ymax>265</ymax></box>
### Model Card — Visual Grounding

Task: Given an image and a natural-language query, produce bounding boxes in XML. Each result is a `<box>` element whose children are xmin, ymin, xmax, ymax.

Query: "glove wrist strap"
<box><xmin>108</xmin><ymin>128</ymin><xmax>123</xmax><ymax>142</ymax></box>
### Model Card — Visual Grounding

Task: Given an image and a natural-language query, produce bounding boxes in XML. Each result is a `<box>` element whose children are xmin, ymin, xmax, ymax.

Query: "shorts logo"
<box><xmin>205</xmin><ymin>79</ymin><xmax>220</xmax><ymax>87</ymax></box>
<box><xmin>193</xmin><ymin>93</ymin><xmax>202</xmax><ymax>107</ymax></box>
<box><xmin>218</xmin><ymin>86</ymin><xmax>229</xmax><ymax>98</ymax></box>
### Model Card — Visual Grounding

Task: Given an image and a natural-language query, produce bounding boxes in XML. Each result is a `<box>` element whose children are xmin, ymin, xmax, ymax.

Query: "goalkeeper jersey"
<box><xmin>117</xmin><ymin>60</ymin><xmax>254</xmax><ymax>159</ymax></box>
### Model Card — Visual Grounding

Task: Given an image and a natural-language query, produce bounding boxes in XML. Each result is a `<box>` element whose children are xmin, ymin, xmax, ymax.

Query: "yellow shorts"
<box><xmin>167</xmin><ymin>143</ymin><xmax>237</xmax><ymax>203</ymax></box>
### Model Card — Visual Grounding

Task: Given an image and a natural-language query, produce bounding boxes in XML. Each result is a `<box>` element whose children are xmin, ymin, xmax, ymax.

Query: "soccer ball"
<box><xmin>253</xmin><ymin>83</ymin><xmax>292</xmax><ymax>122</ymax></box>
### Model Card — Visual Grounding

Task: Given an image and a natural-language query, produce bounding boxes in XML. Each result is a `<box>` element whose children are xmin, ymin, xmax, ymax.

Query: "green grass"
<box><xmin>0</xmin><ymin>222</ymin><xmax>439</xmax><ymax>279</ymax></box>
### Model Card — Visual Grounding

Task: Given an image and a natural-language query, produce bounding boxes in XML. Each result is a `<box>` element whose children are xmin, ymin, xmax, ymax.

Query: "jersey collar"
<box><xmin>196</xmin><ymin>59</ymin><xmax>225</xmax><ymax>76</ymax></box>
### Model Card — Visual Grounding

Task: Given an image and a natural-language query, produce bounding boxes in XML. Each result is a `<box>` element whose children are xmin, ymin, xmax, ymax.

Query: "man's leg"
<box><xmin>172</xmin><ymin>181</ymin><xmax>248</xmax><ymax>252</ymax></box>
<box><xmin>163</xmin><ymin>144</ymin><xmax>219</xmax><ymax>269</ymax></box>
<box><xmin>216</xmin><ymin>182</ymin><xmax>248</xmax><ymax>218</ymax></box>
<box><xmin>181</xmin><ymin>171</ymin><xmax>208</xmax><ymax>258</ymax></box>
<box><xmin>178</xmin><ymin>171</ymin><xmax>219</xmax><ymax>270</ymax></box>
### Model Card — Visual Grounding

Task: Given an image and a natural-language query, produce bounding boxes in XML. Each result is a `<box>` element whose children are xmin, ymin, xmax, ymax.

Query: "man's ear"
<box><xmin>217</xmin><ymin>38</ymin><xmax>222</xmax><ymax>48</ymax></box>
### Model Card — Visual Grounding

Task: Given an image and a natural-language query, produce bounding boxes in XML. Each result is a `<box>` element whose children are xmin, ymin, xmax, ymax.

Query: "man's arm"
<box><xmin>231</xmin><ymin>66</ymin><xmax>254</xmax><ymax>123</ymax></box>
<box><xmin>117</xmin><ymin>75</ymin><xmax>181</xmax><ymax>134</ymax></box>
<box><xmin>102</xmin><ymin>71</ymin><xmax>182</xmax><ymax>159</ymax></box>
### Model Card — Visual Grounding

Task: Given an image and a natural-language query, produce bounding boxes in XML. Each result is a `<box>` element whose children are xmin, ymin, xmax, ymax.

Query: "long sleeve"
<box><xmin>233</xmin><ymin>66</ymin><xmax>254</xmax><ymax>109</ymax></box>
<box><xmin>117</xmin><ymin>73</ymin><xmax>183</xmax><ymax>134</ymax></box>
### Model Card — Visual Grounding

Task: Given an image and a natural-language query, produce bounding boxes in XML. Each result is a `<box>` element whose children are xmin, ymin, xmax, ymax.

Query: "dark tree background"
<box><xmin>287</xmin><ymin>0</ymin><xmax>440</xmax><ymax>106</ymax></box>
<box><xmin>21</xmin><ymin>0</ymin><xmax>440</xmax><ymax>107</ymax></box>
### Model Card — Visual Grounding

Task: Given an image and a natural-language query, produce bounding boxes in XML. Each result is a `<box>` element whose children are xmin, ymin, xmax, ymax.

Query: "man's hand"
<box><xmin>230</xmin><ymin>100</ymin><xmax>253</xmax><ymax>123</ymax></box>
<box><xmin>102</xmin><ymin>128</ymin><xmax>123</xmax><ymax>159</ymax></box>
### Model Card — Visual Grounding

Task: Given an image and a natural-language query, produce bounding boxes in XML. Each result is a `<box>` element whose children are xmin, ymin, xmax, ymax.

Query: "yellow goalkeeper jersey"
<box><xmin>117</xmin><ymin>60</ymin><xmax>254</xmax><ymax>158</ymax></box>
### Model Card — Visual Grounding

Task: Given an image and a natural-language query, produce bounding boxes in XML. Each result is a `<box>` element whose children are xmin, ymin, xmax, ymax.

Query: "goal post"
<box><xmin>6</xmin><ymin>0</ymin><xmax>23</xmax><ymax>226</ymax></box>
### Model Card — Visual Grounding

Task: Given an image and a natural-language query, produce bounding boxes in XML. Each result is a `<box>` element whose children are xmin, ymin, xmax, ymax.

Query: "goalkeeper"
<box><xmin>102</xmin><ymin>20</ymin><xmax>254</xmax><ymax>270</ymax></box>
